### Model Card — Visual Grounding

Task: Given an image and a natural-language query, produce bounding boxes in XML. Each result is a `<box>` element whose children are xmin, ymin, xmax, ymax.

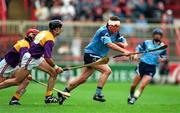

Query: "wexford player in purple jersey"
<box><xmin>0</xmin><ymin>28</ymin><xmax>39</xmax><ymax>82</ymax></box>
<box><xmin>0</xmin><ymin>28</ymin><xmax>39</xmax><ymax>105</ymax></box>
<box><xmin>0</xmin><ymin>20</ymin><xmax>64</xmax><ymax>104</ymax></box>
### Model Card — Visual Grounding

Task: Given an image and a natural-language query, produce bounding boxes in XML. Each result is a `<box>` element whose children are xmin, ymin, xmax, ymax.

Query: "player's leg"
<box><xmin>67</xmin><ymin>67</ymin><xmax>94</xmax><ymax>91</ymax></box>
<box><xmin>9</xmin><ymin>75</ymin><xmax>31</xmax><ymax>105</ymax></box>
<box><xmin>0</xmin><ymin>67</ymin><xmax>30</xmax><ymax>89</ymax></box>
<box><xmin>92</xmin><ymin>64</ymin><xmax>112</xmax><ymax>102</ymax></box>
<box><xmin>128</xmin><ymin>75</ymin><xmax>142</xmax><ymax>102</ymax></box>
<box><xmin>58</xmin><ymin>67</ymin><xmax>94</xmax><ymax>105</ymax></box>
<box><xmin>135</xmin><ymin>75</ymin><xmax>152</xmax><ymax>98</ymax></box>
<box><xmin>127</xmin><ymin>63</ymin><xmax>143</xmax><ymax>103</ymax></box>
<box><xmin>0</xmin><ymin>76</ymin><xmax>6</xmax><ymax>82</ymax></box>
<box><xmin>37</xmin><ymin>60</ymin><xmax>59</xmax><ymax>104</ymax></box>
<box><xmin>129</xmin><ymin>63</ymin><xmax>156</xmax><ymax>104</ymax></box>
<box><xmin>129</xmin><ymin>75</ymin><xmax>152</xmax><ymax>104</ymax></box>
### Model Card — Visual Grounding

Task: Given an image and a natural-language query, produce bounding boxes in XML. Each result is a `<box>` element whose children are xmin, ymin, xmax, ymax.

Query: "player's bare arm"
<box><xmin>115</xmin><ymin>42</ymin><xmax>128</xmax><ymax>48</ymax></box>
<box><xmin>107</xmin><ymin>42</ymin><xmax>129</xmax><ymax>55</ymax></box>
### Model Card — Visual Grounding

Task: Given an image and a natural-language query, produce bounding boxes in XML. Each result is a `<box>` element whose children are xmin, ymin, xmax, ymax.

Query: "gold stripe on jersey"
<box><xmin>14</xmin><ymin>39</ymin><xmax>30</xmax><ymax>52</ymax></box>
<box><xmin>35</xmin><ymin>31</ymin><xmax>55</xmax><ymax>46</ymax></box>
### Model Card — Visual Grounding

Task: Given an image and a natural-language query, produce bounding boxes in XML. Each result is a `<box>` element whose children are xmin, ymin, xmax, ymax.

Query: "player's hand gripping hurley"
<box><xmin>113</xmin><ymin>45</ymin><xmax>168</xmax><ymax>58</ymax></box>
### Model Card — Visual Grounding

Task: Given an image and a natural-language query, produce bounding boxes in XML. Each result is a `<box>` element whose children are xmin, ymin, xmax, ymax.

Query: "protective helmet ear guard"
<box><xmin>152</xmin><ymin>28</ymin><xmax>163</xmax><ymax>36</ymax></box>
<box><xmin>26</xmin><ymin>28</ymin><xmax>39</xmax><ymax>37</ymax></box>
<box><xmin>49</xmin><ymin>19</ymin><xmax>63</xmax><ymax>30</ymax></box>
<box><xmin>25</xmin><ymin>28</ymin><xmax>39</xmax><ymax>42</ymax></box>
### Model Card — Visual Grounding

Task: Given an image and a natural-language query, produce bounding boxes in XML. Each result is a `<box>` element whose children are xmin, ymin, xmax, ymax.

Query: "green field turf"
<box><xmin>0</xmin><ymin>82</ymin><xmax>180</xmax><ymax>113</ymax></box>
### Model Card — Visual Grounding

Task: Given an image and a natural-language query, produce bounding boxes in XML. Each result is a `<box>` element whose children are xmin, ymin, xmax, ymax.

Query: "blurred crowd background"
<box><xmin>0</xmin><ymin>0</ymin><xmax>180</xmax><ymax>83</ymax></box>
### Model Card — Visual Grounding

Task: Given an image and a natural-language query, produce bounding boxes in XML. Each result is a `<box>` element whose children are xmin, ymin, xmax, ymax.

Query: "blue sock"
<box><xmin>130</xmin><ymin>91</ymin><xmax>134</xmax><ymax>97</ymax></box>
<box><xmin>96</xmin><ymin>87</ymin><xmax>102</xmax><ymax>95</ymax></box>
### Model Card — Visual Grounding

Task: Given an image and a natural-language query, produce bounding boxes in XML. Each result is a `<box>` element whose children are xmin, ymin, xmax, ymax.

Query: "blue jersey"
<box><xmin>84</xmin><ymin>26</ymin><xmax>126</xmax><ymax>57</ymax></box>
<box><xmin>136</xmin><ymin>40</ymin><xmax>167</xmax><ymax>66</ymax></box>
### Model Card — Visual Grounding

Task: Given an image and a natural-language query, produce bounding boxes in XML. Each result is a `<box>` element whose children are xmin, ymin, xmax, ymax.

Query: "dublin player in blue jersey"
<box><xmin>58</xmin><ymin>16</ymin><xmax>130</xmax><ymax>104</ymax></box>
<box><xmin>127</xmin><ymin>28</ymin><xmax>168</xmax><ymax>105</ymax></box>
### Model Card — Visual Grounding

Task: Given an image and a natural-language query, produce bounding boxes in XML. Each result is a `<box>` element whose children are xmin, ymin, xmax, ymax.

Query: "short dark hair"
<box><xmin>49</xmin><ymin>20</ymin><xmax>63</xmax><ymax>30</ymax></box>
<box><xmin>109</xmin><ymin>16</ymin><xmax>120</xmax><ymax>21</ymax></box>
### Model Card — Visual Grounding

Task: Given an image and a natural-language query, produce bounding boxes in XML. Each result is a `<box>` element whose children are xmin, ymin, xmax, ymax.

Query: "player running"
<box><xmin>0</xmin><ymin>28</ymin><xmax>39</xmax><ymax>82</ymax></box>
<box><xmin>127</xmin><ymin>28</ymin><xmax>168</xmax><ymax>105</ymax></box>
<box><xmin>0</xmin><ymin>28</ymin><xmax>39</xmax><ymax>105</ymax></box>
<box><xmin>0</xmin><ymin>20</ymin><xmax>64</xmax><ymax>104</ymax></box>
<box><xmin>58</xmin><ymin>16</ymin><xmax>130</xmax><ymax>105</ymax></box>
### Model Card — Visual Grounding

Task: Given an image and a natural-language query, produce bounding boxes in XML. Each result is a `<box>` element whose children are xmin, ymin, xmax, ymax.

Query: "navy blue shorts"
<box><xmin>135</xmin><ymin>62</ymin><xmax>156</xmax><ymax>77</ymax></box>
<box><xmin>84</xmin><ymin>53</ymin><xmax>101</xmax><ymax>64</ymax></box>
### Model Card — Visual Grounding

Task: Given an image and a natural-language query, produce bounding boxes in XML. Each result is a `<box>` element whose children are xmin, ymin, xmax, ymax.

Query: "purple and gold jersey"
<box><xmin>4</xmin><ymin>39</ymin><xmax>30</xmax><ymax>68</ymax></box>
<box><xmin>28</xmin><ymin>31</ymin><xmax>55</xmax><ymax>59</ymax></box>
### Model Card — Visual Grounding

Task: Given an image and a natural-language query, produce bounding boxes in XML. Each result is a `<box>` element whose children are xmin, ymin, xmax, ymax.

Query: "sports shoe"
<box><xmin>128</xmin><ymin>97</ymin><xmax>136</xmax><ymax>105</ymax></box>
<box><xmin>93</xmin><ymin>94</ymin><xmax>106</xmax><ymax>102</ymax></box>
<box><xmin>127</xmin><ymin>97</ymin><xmax>131</xmax><ymax>103</ymax></box>
<box><xmin>57</xmin><ymin>92</ymin><xmax>67</xmax><ymax>105</ymax></box>
<box><xmin>44</xmin><ymin>95</ymin><xmax>58</xmax><ymax>104</ymax></box>
<box><xmin>9</xmin><ymin>100</ymin><xmax>21</xmax><ymax>105</ymax></box>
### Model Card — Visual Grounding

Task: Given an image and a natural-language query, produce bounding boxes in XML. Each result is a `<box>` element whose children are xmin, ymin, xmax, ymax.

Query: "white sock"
<box><xmin>134</xmin><ymin>89</ymin><xmax>141</xmax><ymax>98</ymax></box>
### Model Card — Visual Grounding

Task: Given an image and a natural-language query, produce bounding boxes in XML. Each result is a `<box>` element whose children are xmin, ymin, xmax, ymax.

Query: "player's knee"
<box><xmin>13</xmin><ymin>79</ymin><xmax>22</xmax><ymax>85</ymax></box>
<box><xmin>104</xmin><ymin>69</ymin><xmax>112</xmax><ymax>75</ymax></box>
<box><xmin>49</xmin><ymin>69</ymin><xmax>58</xmax><ymax>78</ymax></box>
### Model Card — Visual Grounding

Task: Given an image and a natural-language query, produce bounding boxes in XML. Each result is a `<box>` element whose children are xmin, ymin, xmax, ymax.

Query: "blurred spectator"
<box><xmin>159</xmin><ymin>60</ymin><xmax>169</xmax><ymax>84</ymax></box>
<box><xmin>166</xmin><ymin>9</ymin><xmax>174</xmax><ymax>24</ymax></box>
<box><xmin>145</xmin><ymin>0</ymin><xmax>157</xmax><ymax>22</ymax></box>
<box><xmin>92</xmin><ymin>6</ymin><xmax>103</xmax><ymax>21</ymax></box>
<box><xmin>35</xmin><ymin>0</ymin><xmax>50</xmax><ymax>21</ymax></box>
<box><xmin>120</xmin><ymin>18</ymin><xmax>135</xmax><ymax>37</ymax></box>
<box><xmin>136</xmin><ymin>13</ymin><xmax>148</xmax><ymax>33</ymax></box>
<box><xmin>50</xmin><ymin>0</ymin><xmax>63</xmax><ymax>20</ymax></box>
<box><xmin>70</xmin><ymin>27</ymin><xmax>82</xmax><ymax>62</ymax></box>
<box><xmin>60</xmin><ymin>0</ymin><xmax>76</xmax><ymax>21</ymax></box>
<box><xmin>161</xmin><ymin>10</ymin><xmax>174</xmax><ymax>38</ymax></box>
<box><xmin>126</xmin><ymin>0</ymin><xmax>137</xmax><ymax>10</ymax></box>
<box><xmin>125</xmin><ymin>8</ymin><xmax>134</xmax><ymax>19</ymax></box>
<box><xmin>155</xmin><ymin>1</ymin><xmax>165</xmax><ymax>21</ymax></box>
<box><xmin>116</xmin><ymin>0</ymin><xmax>127</xmax><ymax>15</ymax></box>
<box><xmin>57</xmin><ymin>43</ymin><xmax>70</xmax><ymax>54</ymax></box>
<box><xmin>102</xmin><ymin>0</ymin><xmax>112</xmax><ymax>11</ymax></box>
<box><xmin>134</xmin><ymin>0</ymin><xmax>147</xmax><ymax>16</ymax></box>
<box><xmin>102</xmin><ymin>9</ymin><xmax>113</xmax><ymax>21</ymax></box>
<box><xmin>28</xmin><ymin>0</ymin><xmax>167</xmax><ymax>22</ymax></box>
<box><xmin>112</xmin><ymin>7</ymin><xmax>125</xmax><ymax>20</ymax></box>
<box><xmin>77</xmin><ymin>0</ymin><xmax>94</xmax><ymax>21</ymax></box>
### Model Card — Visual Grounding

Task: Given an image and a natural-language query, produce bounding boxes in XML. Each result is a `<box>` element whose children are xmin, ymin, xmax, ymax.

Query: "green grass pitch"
<box><xmin>0</xmin><ymin>82</ymin><xmax>180</xmax><ymax>113</ymax></box>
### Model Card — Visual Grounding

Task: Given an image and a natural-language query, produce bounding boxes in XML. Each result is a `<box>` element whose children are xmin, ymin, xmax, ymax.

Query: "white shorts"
<box><xmin>21</xmin><ymin>52</ymin><xmax>44</xmax><ymax>70</ymax></box>
<box><xmin>0</xmin><ymin>59</ymin><xmax>19</xmax><ymax>78</ymax></box>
